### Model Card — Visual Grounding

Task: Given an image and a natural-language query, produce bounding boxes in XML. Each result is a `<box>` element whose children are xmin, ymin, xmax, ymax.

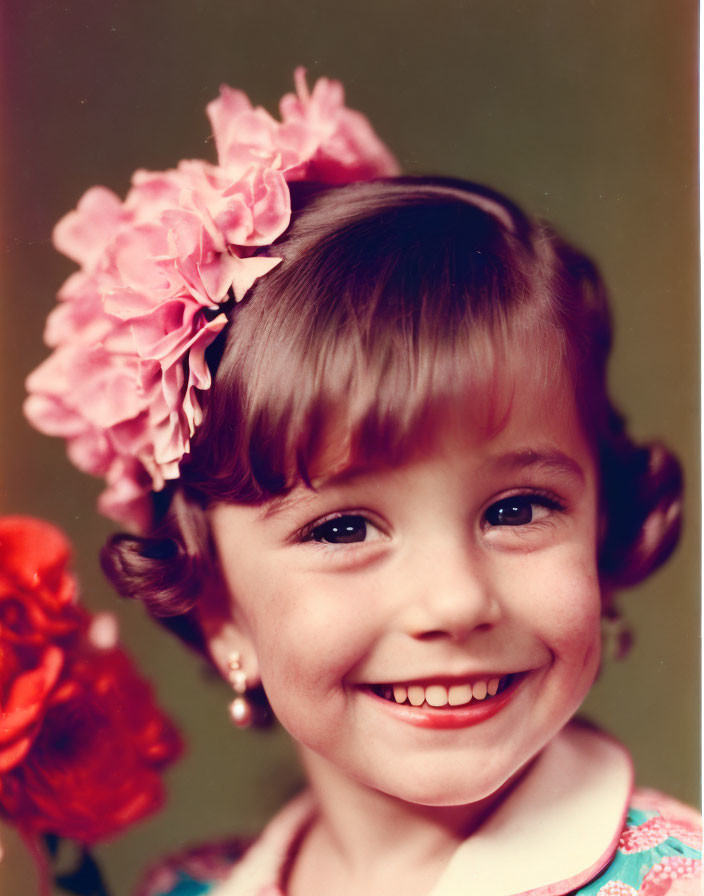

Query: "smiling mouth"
<box><xmin>368</xmin><ymin>674</ymin><xmax>517</xmax><ymax>710</ymax></box>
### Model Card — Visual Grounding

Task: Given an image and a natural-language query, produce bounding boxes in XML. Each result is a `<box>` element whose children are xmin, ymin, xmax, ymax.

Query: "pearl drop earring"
<box><xmin>227</xmin><ymin>651</ymin><xmax>253</xmax><ymax>728</ymax></box>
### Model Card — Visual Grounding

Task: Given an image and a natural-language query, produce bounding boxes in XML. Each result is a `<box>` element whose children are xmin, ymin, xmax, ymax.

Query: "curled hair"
<box><xmin>101</xmin><ymin>177</ymin><xmax>682</xmax><ymax>650</ymax></box>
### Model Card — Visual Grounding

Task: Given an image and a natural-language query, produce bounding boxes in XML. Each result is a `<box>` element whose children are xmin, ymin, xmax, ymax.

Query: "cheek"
<box><xmin>247</xmin><ymin>586</ymin><xmax>378</xmax><ymax>748</ymax></box>
<box><xmin>246</xmin><ymin>576</ymin><xmax>378</xmax><ymax>693</ymax></box>
<box><xmin>505</xmin><ymin>547</ymin><xmax>602</xmax><ymax>653</ymax></box>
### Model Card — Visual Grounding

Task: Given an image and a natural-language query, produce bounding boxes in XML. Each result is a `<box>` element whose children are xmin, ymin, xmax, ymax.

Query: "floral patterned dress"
<box><xmin>137</xmin><ymin>726</ymin><xmax>702</xmax><ymax>896</ymax></box>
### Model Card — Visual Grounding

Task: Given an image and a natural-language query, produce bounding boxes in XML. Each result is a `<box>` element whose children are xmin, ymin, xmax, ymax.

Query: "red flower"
<box><xmin>0</xmin><ymin>640</ymin><xmax>182</xmax><ymax>842</ymax></box>
<box><xmin>0</xmin><ymin>515</ymin><xmax>83</xmax><ymax>647</ymax></box>
<box><xmin>0</xmin><ymin>517</ymin><xmax>84</xmax><ymax>774</ymax></box>
<box><xmin>0</xmin><ymin>516</ymin><xmax>182</xmax><ymax>843</ymax></box>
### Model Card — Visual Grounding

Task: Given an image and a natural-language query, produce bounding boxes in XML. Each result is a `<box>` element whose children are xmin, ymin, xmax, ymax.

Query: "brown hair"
<box><xmin>101</xmin><ymin>177</ymin><xmax>682</xmax><ymax>654</ymax></box>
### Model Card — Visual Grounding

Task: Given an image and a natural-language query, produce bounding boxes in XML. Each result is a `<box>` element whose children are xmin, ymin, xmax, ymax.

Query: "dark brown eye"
<box><xmin>485</xmin><ymin>497</ymin><xmax>534</xmax><ymax>527</ymax></box>
<box><xmin>312</xmin><ymin>515</ymin><xmax>368</xmax><ymax>544</ymax></box>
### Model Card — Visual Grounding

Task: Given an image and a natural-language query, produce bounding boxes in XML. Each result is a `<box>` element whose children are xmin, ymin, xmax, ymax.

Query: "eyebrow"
<box><xmin>260</xmin><ymin>449</ymin><xmax>584</xmax><ymax>521</ymax></box>
<box><xmin>259</xmin><ymin>463</ymin><xmax>387</xmax><ymax>521</ymax></box>
<box><xmin>489</xmin><ymin>448</ymin><xmax>586</xmax><ymax>482</ymax></box>
<box><xmin>260</xmin><ymin>490</ymin><xmax>317</xmax><ymax>521</ymax></box>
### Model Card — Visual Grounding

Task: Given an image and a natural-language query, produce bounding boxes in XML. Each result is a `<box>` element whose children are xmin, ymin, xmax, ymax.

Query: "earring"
<box><xmin>227</xmin><ymin>651</ymin><xmax>253</xmax><ymax>728</ymax></box>
<box><xmin>601</xmin><ymin>607</ymin><xmax>632</xmax><ymax>662</ymax></box>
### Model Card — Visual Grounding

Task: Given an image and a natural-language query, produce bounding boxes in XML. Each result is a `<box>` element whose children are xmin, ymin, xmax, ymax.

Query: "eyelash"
<box><xmin>481</xmin><ymin>490</ymin><xmax>566</xmax><ymax>530</ymax></box>
<box><xmin>297</xmin><ymin>490</ymin><xmax>567</xmax><ymax>548</ymax></box>
<box><xmin>299</xmin><ymin>512</ymin><xmax>382</xmax><ymax>549</ymax></box>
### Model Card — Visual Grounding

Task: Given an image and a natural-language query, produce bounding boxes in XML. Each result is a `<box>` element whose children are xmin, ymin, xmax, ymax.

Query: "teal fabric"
<box><xmin>156</xmin><ymin>871</ymin><xmax>215</xmax><ymax>895</ymax></box>
<box><xmin>576</xmin><ymin>807</ymin><xmax>701</xmax><ymax>895</ymax></box>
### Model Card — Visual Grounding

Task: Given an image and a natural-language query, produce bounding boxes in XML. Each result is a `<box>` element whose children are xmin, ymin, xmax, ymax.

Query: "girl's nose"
<box><xmin>399</xmin><ymin>540</ymin><xmax>502</xmax><ymax>642</ymax></box>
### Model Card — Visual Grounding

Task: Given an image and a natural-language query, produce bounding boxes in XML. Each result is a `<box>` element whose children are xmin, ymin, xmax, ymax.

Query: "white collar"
<box><xmin>212</xmin><ymin>723</ymin><xmax>633</xmax><ymax>896</ymax></box>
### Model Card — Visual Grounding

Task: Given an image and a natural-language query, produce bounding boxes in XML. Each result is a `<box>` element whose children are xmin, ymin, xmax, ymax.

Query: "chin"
<box><xmin>369</xmin><ymin>759</ymin><xmax>525</xmax><ymax>808</ymax></box>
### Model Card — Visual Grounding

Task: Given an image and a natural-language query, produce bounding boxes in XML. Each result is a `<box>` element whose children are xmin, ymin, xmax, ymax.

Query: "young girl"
<box><xmin>25</xmin><ymin>71</ymin><xmax>701</xmax><ymax>896</ymax></box>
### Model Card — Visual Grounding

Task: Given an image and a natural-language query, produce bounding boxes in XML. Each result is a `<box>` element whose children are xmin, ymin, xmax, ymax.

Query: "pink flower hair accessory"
<box><xmin>24</xmin><ymin>69</ymin><xmax>399</xmax><ymax>532</ymax></box>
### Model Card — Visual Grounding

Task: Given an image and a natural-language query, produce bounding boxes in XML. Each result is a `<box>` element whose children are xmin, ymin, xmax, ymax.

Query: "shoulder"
<box><xmin>133</xmin><ymin>792</ymin><xmax>316</xmax><ymax>896</ymax></box>
<box><xmin>574</xmin><ymin>788</ymin><xmax>702</xmax><ymax>895</ymax></box>
<box><xmin>134</xmin><ymin>837</ymin><xmax>251</xmax><ymax>896</ymax></box>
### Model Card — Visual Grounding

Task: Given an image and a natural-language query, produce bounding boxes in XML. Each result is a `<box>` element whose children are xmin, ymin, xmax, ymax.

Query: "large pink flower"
<box><xmin>25</xmin><ymin>70</ymin><xmax>399</xmax><ymax>531</ymax></box>
<box><xmin>26</xmin><ymin>180</ymin><xmax>235</xmax><ymax>529</ymax></box>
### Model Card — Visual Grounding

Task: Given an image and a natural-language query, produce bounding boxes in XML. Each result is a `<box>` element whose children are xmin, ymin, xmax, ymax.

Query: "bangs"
<box><xmin>184</xmin><ymin>179</ymin><xmax>567</xmax><ymax>504</ymax></box>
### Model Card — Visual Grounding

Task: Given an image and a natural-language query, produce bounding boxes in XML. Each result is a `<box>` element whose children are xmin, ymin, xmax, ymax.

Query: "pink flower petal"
<box><xmin>126</xmin><ymin>168</ymin><xmax>187</xmax><ymax>218</ymax></box>
<box><xmin>53</xmin><ymin>187</ymin><xmax>128</xmax><ymax>268</ymax></box>
<box><xmin>23</xmin><ymin>393</ymin><xmax>89</xmax><ymax>440</ymax></box>
<box><xmin>98</xmin><ymin>465</ymin><xmax>153</xmax><ymax>532</ymax></box>
<box><xmin>107</xmin><ymin>225</ymin><xmax>173</xmax><ymax>295</ymax></box>
<box><xmin>45</xmin><ymin>284</ymin><xmax>116</xmax><ymax>348</ymax></box>
<box><xmin>128</xmin><ymin>299</ymin><xmax>201</xmax><ymax>365</ymax></box>
<box><xmin>207</xmin><ymin>87</ymin><xmax>281</xmax><ymax>173</ymax></box>
<box><xmin>231</xmin><ymin>255</ymin><xmax>282</xmax><ymax>301</ymax></box>
<box><xmin>67</xmin><ymin>429</ymin><xmax>116</xmax><ymax>477</ymax></box>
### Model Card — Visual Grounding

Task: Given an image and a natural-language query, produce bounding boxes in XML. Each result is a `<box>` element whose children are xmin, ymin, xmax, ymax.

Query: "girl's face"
<box><xmin>209</xmin><ymin>375</ymin><xmax>602</xmax><ymax>807</ymax></box>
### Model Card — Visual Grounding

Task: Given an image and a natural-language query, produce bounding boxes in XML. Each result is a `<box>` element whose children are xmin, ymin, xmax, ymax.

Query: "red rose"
<box><xmin>0</xmin><ymin>640</ymin><xmax>182</xmax><ymax>842</ymax></box>
<box><xmin>0</xmin><ymin>517</ymin><xmax>85</xmax><ymax>774</ymax></box>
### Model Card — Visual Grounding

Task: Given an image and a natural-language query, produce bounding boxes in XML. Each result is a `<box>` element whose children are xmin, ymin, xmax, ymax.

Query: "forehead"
<box><xmin>260</xmin><ymin>373</ymin><xmax>593</xmax><ymax>527</ymax></box>
<box><xmin>305</xmin><ymin>358</ymin><xmax>587</xmax><ymax>487</ymax></box>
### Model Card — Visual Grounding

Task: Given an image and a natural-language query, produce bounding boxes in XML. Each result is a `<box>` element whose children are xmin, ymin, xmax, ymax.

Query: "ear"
<box><xmin>195</xmin><ymin>583</ymin><xmax>261</xmax><ymax>687</ymax></box>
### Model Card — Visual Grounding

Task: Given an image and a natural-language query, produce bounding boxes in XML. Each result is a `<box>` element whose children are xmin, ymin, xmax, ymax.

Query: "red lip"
<box><xmin>362</xmin><ymin>676</ymin><xmax>521</xmax><ymax>729</ymax></box>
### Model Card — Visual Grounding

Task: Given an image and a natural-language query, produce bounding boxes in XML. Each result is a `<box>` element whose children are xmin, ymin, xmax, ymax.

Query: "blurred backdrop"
<box><xmin>1</xmin><ymin>2</ymin><xmax>698</xmax><ymax>893</ymax></box>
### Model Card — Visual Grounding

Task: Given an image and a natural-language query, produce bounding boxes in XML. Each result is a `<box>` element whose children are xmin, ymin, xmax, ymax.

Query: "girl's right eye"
<box><xmin>304</xmin><ymin>514</ymin><xmax>371</xmax><ymax>545</ymax></box>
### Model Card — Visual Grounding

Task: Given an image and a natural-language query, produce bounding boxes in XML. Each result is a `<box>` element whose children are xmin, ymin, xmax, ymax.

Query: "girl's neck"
<box><xmin>288</xmin><ymin>747</ymin><xmax>517</xmax><ymax>896</ymax></box>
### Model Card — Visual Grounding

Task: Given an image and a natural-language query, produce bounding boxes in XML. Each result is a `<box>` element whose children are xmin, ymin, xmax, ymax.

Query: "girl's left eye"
<box><xmin>304</xmin><ymin>514</ymin><xmax>377</xmax><ymax>545</ymax></box>
<box><xmin>484</xmin><ymin>494</ymin><xmax>561</xmax><ymax>527</ymax></box>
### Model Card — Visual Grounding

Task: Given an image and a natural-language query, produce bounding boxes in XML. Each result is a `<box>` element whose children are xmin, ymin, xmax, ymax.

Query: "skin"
<box><xmin>205</xmin><ymin>375</ymin><xmax>603</xmax><ymax>895</ymax></box>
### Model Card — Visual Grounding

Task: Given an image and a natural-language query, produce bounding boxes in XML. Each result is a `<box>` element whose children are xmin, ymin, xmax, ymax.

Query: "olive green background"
<box><xmin>1</xmin><ymin>2</ymin><xmax>699</xmax><ymax>893</ymax></box>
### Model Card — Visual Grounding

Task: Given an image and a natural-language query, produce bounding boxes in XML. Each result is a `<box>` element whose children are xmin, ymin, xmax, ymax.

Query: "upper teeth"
<box><xmin>387</xmin><ymin>678</ymin><xmax>501</xmax><ymax>708</ymax></box>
